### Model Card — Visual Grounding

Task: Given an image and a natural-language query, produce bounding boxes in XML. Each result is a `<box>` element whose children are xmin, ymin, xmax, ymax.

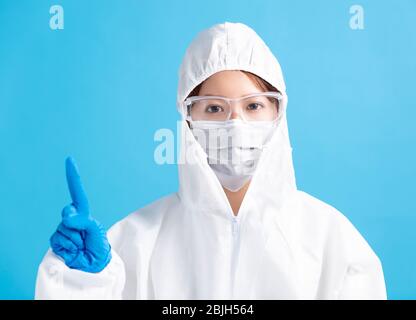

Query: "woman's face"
<box><xmin>197</xmin><ymin>70</ymin><xmax>264</xmax><ymax>120</ymax></box>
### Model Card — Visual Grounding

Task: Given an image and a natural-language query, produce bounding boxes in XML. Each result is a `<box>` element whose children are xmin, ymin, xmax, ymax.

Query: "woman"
<box><xmin>35</xmin><ymin>22</ymin><xmax>387</xmax><ymax>299</ymax></box>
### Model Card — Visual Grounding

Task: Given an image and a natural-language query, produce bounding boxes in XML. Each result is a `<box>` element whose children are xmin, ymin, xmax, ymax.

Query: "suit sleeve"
<box><xmin>337</xmin><ymin>255</ymin><xmax>387</xmax><ymax>299</ymax></box>
<box><xmin>35</xmin><ymin>248</ymin><xmax>126</xmax><ymax>300</ymax></box>
<box><xmin>334</xmin><ymin>214</ymin><xmax>387</xmax><ymax>300</ymax></box>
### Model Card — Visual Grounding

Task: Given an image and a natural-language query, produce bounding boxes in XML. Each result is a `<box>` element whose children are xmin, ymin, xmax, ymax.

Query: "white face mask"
<box><xmin>190</xmin><ymin>119</ymin><xmax>278</xmax><ymax>191</ymax></box>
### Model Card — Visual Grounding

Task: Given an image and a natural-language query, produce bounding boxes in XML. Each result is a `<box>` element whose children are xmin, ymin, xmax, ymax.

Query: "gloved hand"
<box><xmin>50</xmin><ymin>156</ymin><xmax>112</xmax><ymax>273</ymax></box>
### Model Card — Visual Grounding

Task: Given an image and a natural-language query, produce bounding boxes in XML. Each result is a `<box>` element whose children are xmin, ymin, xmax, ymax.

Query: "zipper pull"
<box><xmin>232</xmin><ymin>217</ymin><xmax>239</xmax><ymax>236</ymax></box>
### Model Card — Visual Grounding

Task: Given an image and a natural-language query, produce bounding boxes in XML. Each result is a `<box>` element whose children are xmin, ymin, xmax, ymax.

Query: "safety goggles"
<box><xmin>182</xmin><ymin>92</ymin><xmax>284</xmax><ymax>122</ymax></box>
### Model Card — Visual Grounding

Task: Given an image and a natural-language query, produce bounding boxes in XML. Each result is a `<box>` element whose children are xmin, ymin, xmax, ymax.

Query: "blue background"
<box><xmin>0</xmin><ymin>0</ymin><xmax>415</xmax><ymax>299</ymax></box>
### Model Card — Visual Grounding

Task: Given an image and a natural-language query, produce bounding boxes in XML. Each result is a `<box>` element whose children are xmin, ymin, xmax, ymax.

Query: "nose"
<box><xmin>229</xmin><ymin>104</ymin><xmax>243</xmax><ymax>120</ymax></box>
<box><xmin>229</xmin><ymin>111</ymin><xmax>241</xmax><ymax>120</ymax></box>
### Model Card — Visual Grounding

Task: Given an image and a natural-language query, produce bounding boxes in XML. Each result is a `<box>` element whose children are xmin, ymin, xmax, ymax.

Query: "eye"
<box><xmin>246</xmin><ymin>103</ymin><xmax>264</xmax><ymax>111</ymax></box>
<box><xmin>206</xmin><ymin>105</ymin><xmax>224</xmax><ymax>113</ymax></box>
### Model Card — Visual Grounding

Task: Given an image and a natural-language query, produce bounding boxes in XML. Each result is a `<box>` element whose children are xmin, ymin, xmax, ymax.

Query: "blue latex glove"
<box><xmin>50</xmin><ymin>156</ymin><xmax>112</xmax><ymax>273</ymax></box>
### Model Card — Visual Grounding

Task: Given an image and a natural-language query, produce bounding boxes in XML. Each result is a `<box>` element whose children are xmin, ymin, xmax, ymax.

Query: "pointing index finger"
<box><xmin>65</xmin><ymin>156</ymin><xmax>89</xmax><ymax>212</ymax></box>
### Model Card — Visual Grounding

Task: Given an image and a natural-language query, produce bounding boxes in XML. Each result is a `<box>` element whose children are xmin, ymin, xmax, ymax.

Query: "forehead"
<box><xmin>198</xmin><ymin>70</ymin><xmax>264</xmax><ymax>98</ymax></box>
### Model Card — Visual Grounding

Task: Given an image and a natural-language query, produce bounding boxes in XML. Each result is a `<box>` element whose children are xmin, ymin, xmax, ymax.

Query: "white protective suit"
<box><xmin>35</xmin><ymin>22</ymin><xmax>387</xmax><ymax>300</ymax></box>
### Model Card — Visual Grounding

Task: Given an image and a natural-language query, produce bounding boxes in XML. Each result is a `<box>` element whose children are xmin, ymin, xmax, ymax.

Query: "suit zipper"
<box><xmin>232</xmin><ymin>216</ymin><xmax>239</xmax><ymax>236</ymax></box>
<box><xmin>230</xmin><ymin>215</ymin><xmax>240</xmax><ymax>296</ymax></box>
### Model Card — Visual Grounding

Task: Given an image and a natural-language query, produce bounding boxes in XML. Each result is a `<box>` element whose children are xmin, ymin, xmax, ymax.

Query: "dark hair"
<box><xmin>187</xmin><ymin>70</ymin><xmax>279</xmax><ymax>98</ymax></box>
